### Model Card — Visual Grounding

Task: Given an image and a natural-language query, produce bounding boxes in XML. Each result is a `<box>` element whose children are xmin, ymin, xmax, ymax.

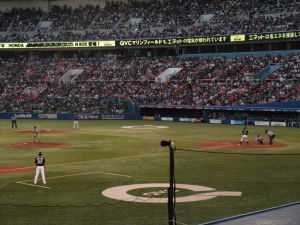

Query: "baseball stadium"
<box><xmin>0</xmin><ymin>0</ymin><xmax>300</xmax><ymax>225</ymax></box>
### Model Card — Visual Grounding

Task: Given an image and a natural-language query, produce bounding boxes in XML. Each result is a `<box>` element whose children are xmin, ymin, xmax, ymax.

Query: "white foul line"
<box><xmin>16</xmin><ymin>171</ymin><xmax>131</xmax><ymax>189</ymax></box>
<box><xmin>48</xmin><ymin>152</ymin><xmax>166</xmax><ymax>167</ymax></box>
<box><xmin>16</xmin><ymin>181</ymin><xmax>51</xmax><ymax>189</ymax></box>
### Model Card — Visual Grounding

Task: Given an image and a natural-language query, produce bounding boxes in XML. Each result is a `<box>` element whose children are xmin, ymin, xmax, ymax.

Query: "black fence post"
<box><xmin>168</xmin><ymin>145</ymin><xmax>175</xmax><ymax>225</ymax></box>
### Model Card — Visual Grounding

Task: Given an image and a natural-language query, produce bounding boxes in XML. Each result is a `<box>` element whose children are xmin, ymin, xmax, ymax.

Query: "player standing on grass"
<box><xmin>34</xmin><ymin>152</ymin><xmax>46</xmax><ymax>184</ymax></box>
<box><xmin>11</xmin><ymin>115</ymin><xmax>17</xmax><ymax>128</ymax></box>
<box><xmin>73</xmin><ymin>113</ymin><xmax>79</xmax><ymax>129</ymax></box>
<box><xmin>240</xmin><ymin>127</ymin><xmax>249</xmax><ymax>145</ymax></box>
<box><xmin>32</xmin><ymin>126</ymin><xmax>41</xmax><ymax>143</ymax></box>
<box><xmin>265</xmin><ymin>129</ymin><xmax>276</xmax><ymax>145</ymax></box>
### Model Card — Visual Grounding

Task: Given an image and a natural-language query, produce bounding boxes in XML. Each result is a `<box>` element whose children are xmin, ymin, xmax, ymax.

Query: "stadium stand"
<box><xmin>0</xmin><ymin>54</ymin><xmax>299</xmax><ymax>113</ymax></box>
<box><xmin>0</xmin><ymin>0</ymin><xmax>299</xmax><ymax>114</ymax></box>
<box><xmin>0</xmin><ymin>0</ymin><xmax>300</xmax><ymax>41</ymax></box>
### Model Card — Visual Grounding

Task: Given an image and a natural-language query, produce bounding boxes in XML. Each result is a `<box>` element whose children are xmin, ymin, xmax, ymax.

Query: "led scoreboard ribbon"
<box><xmin>117</xmin><ymin>31</ymin><xmax>300</xmax><ymax>47</ymax></box>
<box><xmin>118</xmin><ymin>36</ymin><xmax>229</xmax><ymax>46</ymax></box>
<box><xmin>0</xmin><ymin>31</ymin><xmax>300</xmax><ymax>49</ymax></box>
<box><xmin>0</xmin><ymin>41</ymin><xmax>115</xmax><ymax>49</ymax></box>
<box><xmin>247</xmin><ymin>31</ymin><xmax>300</xmax><ymax>41</ymax></box>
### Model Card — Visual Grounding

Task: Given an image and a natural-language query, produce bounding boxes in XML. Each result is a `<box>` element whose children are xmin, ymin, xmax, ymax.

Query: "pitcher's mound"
<box><xmin>199</xmin><ymin>140</ymin><xmax>287</xmax><ymax>149</ymax></box>
<box><xmin>15</xmin><ymin>130</ymin><xmax>77</xmax><ymax>134</ymax></box>
<box><xmin>6</xmin><ymin>142</ymin><xmax>70</xmax><ymax>148</ymax></box>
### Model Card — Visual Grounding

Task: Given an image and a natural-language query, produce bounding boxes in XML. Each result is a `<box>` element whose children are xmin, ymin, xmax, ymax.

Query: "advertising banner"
<box><xmin>179</xmin><ymin>118</ymin><xmax>196</xmax><ymax>122</ymax></box>
<box><xmin>230</xmin><ymin>120</ymin><xmax>245</xmax><ymax>125</ymax></box>
<box><xmin>254</xmin><ymin>121</ymin><xmax>270</xmax><ymax>126</ymax></box>
<box><xmin>143</xmin><ymin>116</ymin><xmax>155</xmax><ymax>120</ymax></box>
<box><xmin>270</xmin><ymin>121</ymin><xmax>286</xmax><ymax>127</ymax></box>
<box><xmin>0</xmin><ymin>113</ymin><xmax>139</xmax><ymax>120</ymax></box>
<box><xmin>210</xmin><ymin>119</ymin><xmax>222</xmax><ymax>124</ymax></box>
<box><xmin>161</xmin><ymin>117</ymin><xmax>173</xmax><ymax>121</ymax></box>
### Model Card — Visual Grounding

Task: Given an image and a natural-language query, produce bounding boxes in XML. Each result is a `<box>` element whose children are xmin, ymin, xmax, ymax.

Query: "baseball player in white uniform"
<box><xmin>34</xmin><ymin>152</ymin><xmax>46</xmax><ymax>184</ymax></box>
<box><xmin>32</xmin><ymin>126</ymin><xmax>40</xmax><ymax>143</ymax></box>
<box><xmin>240</xmin><ymin>135</ymin><xmax>249</xmax><ymax>145</ymax></box>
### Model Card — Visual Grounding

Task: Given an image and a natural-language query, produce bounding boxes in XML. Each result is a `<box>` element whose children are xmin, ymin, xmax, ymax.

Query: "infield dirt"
<box><xmin>6</xmin><ymin>142</ymin><xmax>70</xmax><ymax>148</ymax></box>
<box><xmin>0</xmin><ymin>166</ymin><xmax>34</xmax><ymax>175</ymax></box>
<box><xmin>15</xmin><ymin>130</ymin><xmax>77</xmax><ymax>134</ymax></box>
<box><xmin>199</xmin><ymin>140</ymin><xmax>288</xmax><ymax>149</ymax></box>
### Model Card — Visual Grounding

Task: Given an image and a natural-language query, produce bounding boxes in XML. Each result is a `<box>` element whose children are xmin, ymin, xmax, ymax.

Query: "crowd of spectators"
<box><xmin>163</xmin><ymin>55</ymin><xmax>299</xmax><ymax>106</ymax></box>
<box><xmin>0</xmin><ymin>54</ymin><xmax>299</xmax><ymax>113</ymax></box>
<box><xmin>40</xmin><ymin>4</ymin><xmax>123</xmax><ymax>31</ymax></box>
<box><xmin>1</xmin><ymin>0</ymin><xmax>300</xmax><ymax>42</ymax></box>
<box><xmin>10</xmin><ymin>8</ymin><xmax>43</xmax><ymax>32</ymax></box>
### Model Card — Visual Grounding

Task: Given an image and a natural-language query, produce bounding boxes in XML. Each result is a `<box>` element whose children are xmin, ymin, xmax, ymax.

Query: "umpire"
<box><xmin>11</xmin><ymin>115</ymin><xmax>17</xmax><ymax>128</ymax></box>
<box><xmin>265</xmin><ymin>130</ymin><xmax>276</xmax><ymax>145</ymax></box>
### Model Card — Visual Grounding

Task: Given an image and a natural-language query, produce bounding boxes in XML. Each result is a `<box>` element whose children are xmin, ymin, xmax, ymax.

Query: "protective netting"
<box><xmin>0</xmin><ymin>203</ymin><xmax>167</xmax><ymax>225</ymax></box>
<box><xmin>172</xmin><ymin>148</ymin><xmax>300</xmax><ymax>225</ymax></box>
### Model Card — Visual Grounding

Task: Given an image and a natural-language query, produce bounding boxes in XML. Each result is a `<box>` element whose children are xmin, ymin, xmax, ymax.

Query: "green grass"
<box><xmin>0</xmin><ymin>119</ymin><xmax>299</xmax><ymax>225</ymax></box>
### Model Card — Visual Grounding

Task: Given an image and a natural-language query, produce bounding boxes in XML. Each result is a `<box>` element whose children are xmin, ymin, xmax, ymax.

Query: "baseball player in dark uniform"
<box><xmin>240</xmin><ymin>127</ymin><xmax>249</xmax><ymax>145</ymax></box>
<box><xmin>265</xmin><ymin>130</ymin><xmax>276</xmax><ymax>145</ymax></box>
<box><xmin>242</xmin><ymin>127</ymin><xmax>249</xmax><ymax>135</ymax></box>
<box><xmin>256</xmin><ymin>134</ymin><xmax>264</xmax><ymax>144</ymax></box>
<box><xmin>34</xmin><ymin>152</ymin><xmax>46</xmax><ymax>184</ymax></box>
<box><xmin>11</xmin><ymin>115</ymin><xmax>17</xmax><ymax>128</ymax></box>
<box><xmin>73</xmin><ymin>114</ymin><xmax>79</xmax><ymax>129</ymax></box>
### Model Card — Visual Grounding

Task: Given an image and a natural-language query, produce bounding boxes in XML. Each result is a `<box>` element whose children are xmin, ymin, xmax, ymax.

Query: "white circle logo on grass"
<box><xmin>121</xmin><ymin>125</ymin><xmax>168</xmax><ymax>129</ymax></box>
<box><xmin>102</xmin><ymin>183</ymin><xmax>242</xmax><ymax>203</ymax></box>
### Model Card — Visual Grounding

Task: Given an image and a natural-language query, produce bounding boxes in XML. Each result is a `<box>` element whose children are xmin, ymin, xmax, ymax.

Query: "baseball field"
<box><xmin>0</xmin><ymin>119</ymin><xmax>299</xmax><ymax>225</ymax></box>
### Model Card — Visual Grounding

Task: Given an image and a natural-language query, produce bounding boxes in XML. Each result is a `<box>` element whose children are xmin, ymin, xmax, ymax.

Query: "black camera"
<box><xmin>161</xmin><ymin>140</ymin><xmax>172</xmax><ymax>147</ymax></box>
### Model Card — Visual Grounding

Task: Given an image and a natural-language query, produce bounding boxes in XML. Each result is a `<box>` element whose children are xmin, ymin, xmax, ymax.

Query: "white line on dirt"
<box><xmin>16</xmin><ymin>181</ymin><xmax>51</xmax><ymax>189</ymax></box>
<box><xmin>16</xmin><ymin>171</ymin><xmax>131</xmax><ymax>189</ymax></box>
<box><xmin>48</xmin><ymin>152</ymin><xmax>166</xmax><ymax>167</ymax></box>
<box><xmin>79</xmin><ymin>131</ymin><xmax>196</xmax><ymax>142</ymax></box>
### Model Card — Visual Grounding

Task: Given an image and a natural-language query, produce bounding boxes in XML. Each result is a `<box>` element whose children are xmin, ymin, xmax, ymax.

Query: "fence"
<box><xmin>168</xmin><ymin>147</ymin><xmax>300</xmax><ymax>225</ymax></box>
<box><xmin>0</xmin><ymin>203</ymin><xmax>167</xmax><ymax>225</ymax></box>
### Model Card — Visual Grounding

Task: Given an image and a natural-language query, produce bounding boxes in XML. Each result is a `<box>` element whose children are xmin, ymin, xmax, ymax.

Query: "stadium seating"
<box><xmin>0</xmin><ymin>54</ymin><xmax>299</xmax><ymax>113</ymax></box>
<box><xmin>0</xmin><ymin>0</ymin><xmax>299</xmax><ymax>113</ymax></box>
<box><xmin>1</xmin><ymin>0</ymin><xmax>300</xmax><ymax>41</ymax></box>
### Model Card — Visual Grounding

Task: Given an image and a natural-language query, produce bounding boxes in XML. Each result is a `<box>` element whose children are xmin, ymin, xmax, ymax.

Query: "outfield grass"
<box><xmin>0</xmin><ymin>119</ymin><xmax>299</xmax><ymax>225</ymax></box>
